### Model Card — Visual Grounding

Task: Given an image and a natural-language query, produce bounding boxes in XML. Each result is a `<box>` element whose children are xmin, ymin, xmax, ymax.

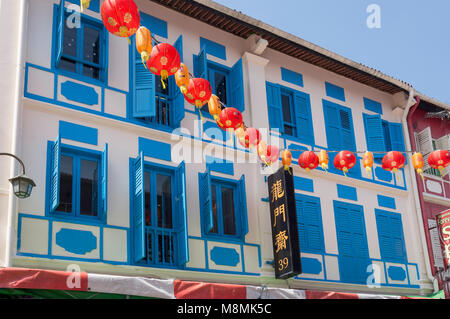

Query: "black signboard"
<box><xmin>267</xmin><ymin>166</ymin><xmax>302</xmax><ymax>279</ymax></box>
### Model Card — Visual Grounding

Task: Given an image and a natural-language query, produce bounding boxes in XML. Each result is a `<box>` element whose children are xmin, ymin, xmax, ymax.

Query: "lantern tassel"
<box><xmin>141</xmin><ymin>52</ymin><xmax>149</xmax><ymax>69</ymax></box>
<box><xmin>127</xmin><ymin>37</ymin><xmax>131</xmax><ymax>45</ymax></box>
<box><xmin>161</xmin><ymin>70</ymin><xmax>168</xmax><ymax>90</ymax></box>
<box><xmin>198</xmin><ymin>108</ymin><xmax>205</xmax><ymax>123</ymax></box>
<box><xmin>365</xmin><ymin>167</ymin><xmax>372</xmax><ymax>177</ymax></box>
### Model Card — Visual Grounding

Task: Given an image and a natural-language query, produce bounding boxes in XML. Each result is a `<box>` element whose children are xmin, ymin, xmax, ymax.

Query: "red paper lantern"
<box><xmin>147</xmin><ymin>43</ymin><xmax>181</xmax><ymax>84</ymax></box>
<box><xmin>333</xmin><ymin>151</ymin><xmax>356</xmax><ymax>175</ymax></box>
<box><xmin>218</xmin><ymin>107</ymin><xmax>243</xmax><ymax>132</ymax></box>
<box><xmin>101</xmin><ymin>0</ymin><xmax>140</xmax><ymax>39</ymax></box>
<box><xmin>428</xmin><ymin>150</ymin><xmax>450</xmax><ymax>175</ymax></box>
<box><xmin>184</xmin><ymin>78</ymin><xmax>212</xmax><ymax>109</ymax></box>
<box><xmin>237</xmin><ymin>127</ymin><xmax>261</xmax><ymax>149</ymax></box>
<box><xmin>382</xmin><ymin>151</ymin><xmax>406</xmax><ymax>173</ymax></box>
<box><xmin>298</xmin><ymin>151</ymin><xmax>319</xmax><ymax>172</ymax></box>
<box><xmin>257</xmin><ymin>142</ymin><xmax>279</xmax><ymax>165</ymax></box>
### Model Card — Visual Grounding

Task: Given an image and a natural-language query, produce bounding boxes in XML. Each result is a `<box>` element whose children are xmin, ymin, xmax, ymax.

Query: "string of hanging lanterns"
<box><xmin>99</xmin><ymin>0</ymin><xmax>450</xmax><ymax>179</ymax></box>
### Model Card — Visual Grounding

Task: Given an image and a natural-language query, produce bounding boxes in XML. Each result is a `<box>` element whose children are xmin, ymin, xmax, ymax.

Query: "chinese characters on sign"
<box><xmin>267</xmin><ymin>166</ymin><xmax>301</xmax><ymax>279</ymax></box>
<box><xmin>437</xmin><ymin>209</ymin><xmax>450</xmax><ymax>270</ymax></box>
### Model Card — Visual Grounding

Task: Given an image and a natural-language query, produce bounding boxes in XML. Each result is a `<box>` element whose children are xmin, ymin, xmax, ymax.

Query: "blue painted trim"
<box><xmin>210</xmin><ymin>246</ymin><xmax>240</xmax><ymax>267</ymax></box>
<box><xmin>336</xmin><ymin>184</ymin><xmax>358</xmax><ymax>201</ymax></box>
<box><xmin>325</xmin><ymin>82</ymin><xmax>345</xmax><ymax>101</ymax></box>
<box><xmin>293</xmin><ymin>176</ymin><xmax>314</xmax><ymax>193</ymax></box>
<box><xmin>200</xmin><ymin>37</ymin><xmax>226</xmax><ymax>60</ymax></box>
<box><xmin>281</xmin><ymin>67</ymin><xmax>303</xmax><ymax>87</ymax></box>
<box><xmin>205</xmin><ymin>155</ymin><xmax>234</xmax><ymax>176</ymax></box>
<box><xmin>388</xmin><ymin>265</ymin><xmax>407</xmax><ymax>281</ymax></box>
<box><xmin>59</xmin><ymin>120</ymin><xmax>98</xmax><ymax>145</ymax></box>
<box><xmin>55</xmin><ymin>228</ymin><xmax>97</xmax><ymax>255</ymax></box>
<box><xmin>300</xmin><ymin>257</ymin><xmax>322</xmax><ymax>275</ymax></box>
<box><xmin>140</xmin><ymin>12</ymin><xmax>168</xmax><ymax>38</ymax></box>
<box><xmin>363</xmin><ymin>97</ymin><xmax>383</xmax><ymax>115</ymax></box>
<box><xmin>138</xmin><ymin>137</ymin><xmax>172</xmax><ymax>162</ymax></box>
<box><xmin>66</xmin><ymin>0</ymin><xmax>100</xmax><ymax>13</ymax></box>
<box><xmin>60</xmin><ymin>80</ymin><xmax>99</xmax><ymax>105</ymax></box>
<box><xmin>375</xmin><ymin>209</ymin><xmax>408</xmax><ymax>264</ymax></box>
<box><xmin>377</xmin><ymin>194</ymin><xmax>396</xmax><ymax>210</ymax></box>
<box><xmin>374</xmin><ymin>166</ymin><xmax>393</xmax><ymax>182</ymax></box>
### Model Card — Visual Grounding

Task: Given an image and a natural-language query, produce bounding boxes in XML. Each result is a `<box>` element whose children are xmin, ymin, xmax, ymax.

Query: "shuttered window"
<box><xmin>48</xmin><ymin>138</ymin><xmax>107</xmax><ymax>222</ymax></box>
<box><xmin>132</xmin><ymin>155</ymin><xmax>188</xmax><ymax>268</ymax></box>
<box><xmin>266</xmin><ymin>82</ymin><xmax>314</xmax><ymax>145</ymax></box>
<box><xmin>130</xmin><ymin>13</ymin><xmax>185</xmax><ymax>128</ymax></box>
<box><xmin>198</xmin><ymin>172</ymin><xmax>248</xmax><ymax>241</ymax></box>
<box><xmin>375</xmin><ymin>209</ymin><xmax>407</xmax><ymax>263</ymax></box>
<box><xmin>295</xmin><ymin>194</ymin><xmax>324</xmax><ymax>254</ymax></box>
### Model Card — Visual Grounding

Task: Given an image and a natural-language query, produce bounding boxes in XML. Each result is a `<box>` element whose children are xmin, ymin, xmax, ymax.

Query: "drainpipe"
<box><xmin>5</xmin><ymin>0</ymin><xmax>28</xmax><ymax>268</ymax></box>
<box><xmin>401</xmin><ymin>89</ymin><xmax>437</xmax><ymax>294</ymax></box>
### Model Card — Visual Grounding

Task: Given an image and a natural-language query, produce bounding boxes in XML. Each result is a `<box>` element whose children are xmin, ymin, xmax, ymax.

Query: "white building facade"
<box><xmin>0</xmin><ymin>0</ymin><xmax>437</xmax><ymax>297</ymax></box>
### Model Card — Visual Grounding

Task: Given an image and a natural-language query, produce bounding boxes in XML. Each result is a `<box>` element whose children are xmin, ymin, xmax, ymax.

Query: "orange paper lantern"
<box><xmin>135</xmin><ymin>26</ymin><xmax>153</xmax><ymax>67</ymax></box>
<box><xmin>412</xmin><ymin>152</ymin><xmax>424</xmax><ymax>179</ymax></box>
<box><xmin>363</xmin><ymin>151</ymin><xmax>374</xmax><ymax>176</ymax></box>
<box><xmin>175</xmin><ymin>63</ymin><xmax>190</xmax><ymax>94</ymax></box>
<box><xmin>318</xmin><ymin>150</ymin><xmax>329</xmax><ymax>171</ymax></box>
<box><xmin>282</xmin><ymin>150</ymin><xmax>292</xmax><ymax>171</ymax></box>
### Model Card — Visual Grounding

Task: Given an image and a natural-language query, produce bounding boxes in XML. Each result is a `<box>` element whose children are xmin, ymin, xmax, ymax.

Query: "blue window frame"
<box><xmin>129</xmin><ymin>30</ymin><xmax>184</xmax><ymax>129</ymax></box>
<box><xmin>295</xmin><ymin>194</ymin><xmax>325</xmax><ymax>254</ymax></box>
<box><xmin>266</xmin><ymin>82</ymin><xmax>314</xmax><ymax>145</ymax></box>
<box><xmin>375</xmin><ymin>209</ymin><xmax>407</xmax><ymax>263</ymax></box>
<box><xmin>47</xmin><ymin>136</ymin><xmax>107</xmax><ymax>222</ymax></box>
<box><xmin>198</xmin><ymin>170</ymin><xmax>248</xmax><ymax>241</ymax></box>
<box><xmin>193</xmin><ymin>48</ymin><xmax>245</xmax><ymax>113</ymax></box>
<box><xmin>53</xmin><ymin>1</ymin><xmax>107</xmax><ymax>82</ymax></box>
<box><xmin>323</xmin><ymin>100</ymin><xmax>360</xmax><ymax>177</ymax></box>
<box><xmin>131</xmin><ymin>154</ymin><xmax>188</xmax><ymax>268</ymax></box>
<box><xmin>363</xmin><ymin>113</ymin><xmax>406</xmax><ymax>162</ymax></box>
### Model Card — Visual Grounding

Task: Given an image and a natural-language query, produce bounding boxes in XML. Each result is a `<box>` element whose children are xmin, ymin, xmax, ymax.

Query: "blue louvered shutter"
<box><xmin>388</xmin><ymin>122</ymin><xmax>405</xmax><ymax>152</ymax></box>
<box><xmin>238</xmin><ymin>174</ymin><xmax>249</xmax><ymax>238</ymax></box>
<box><xmin>175</xmin><ymin>161</ymin><xmax>189</xmax><ymax>266</ymax></box>
<box><xmin>172</xmin><ymin>35</ymin><xmax>185</xmax><ymax>127</ymax></box>
<box><xmin>194</xmin><ymin>47</ymin><xmax>207</xmax><ymax>78</ymax></box>
<box><xmin>363</xmin><ymin>114</ymin><xmax>385</xmax><ymax>152</ymax></box>
<box><xmin>133</xmin><ymin>152</ymin><xmax>145</xmax><ymax>262</ymax></box>
<box><xmin>230</xmin><ymin>59</ymin><xmax>245</xmax><ymax>112</ymax></box>
<box><xmin>266</xmin><ymin>82</ymin><xmax>284</xmax><ymax>133</ymax></box>
<box><xmin>293</xmin><ymin>92</ymin><xmax>314</xmax><ymax>145</ymax></box>
<box><xmin>296</xmin><ymin>195</ymin><xmax>324</xmax><ymax>254</ymax></box>
<box><xmin>375</xmin><ymin>210</ymin><xmax>407</xmax><ymax>263</ymax></box>
<box><xmin>55</xmin><ymin>0</ymin><xmax>65</xmax><ymax>67</ymax></box>
<box><xmin>199</xmin><ymin>169</ymin><xmax>213</xmax><ymax>233</ymax></box>
<box><xmin>50</xmin><ymin>136</ymin><xmax>61</xmax><ymax>212</ymax></box>
<box><xmin>323</xmin><ymin>101</ymin><xmax>341</xmax><ymax>150</ymax></box>
<box><xmin>339</xmin><ymin>107</ymin><xmax>356</xmax><ymax>151</ymax></box>
<box><xmin>100</xmin><ymin>143</ymin><xmax>108</xmax><ymax>221</ymax></box>
<box><xmin>334</xmin><ymin>201</ymin><xmax>370</xmax><ymax>284</ymax></box>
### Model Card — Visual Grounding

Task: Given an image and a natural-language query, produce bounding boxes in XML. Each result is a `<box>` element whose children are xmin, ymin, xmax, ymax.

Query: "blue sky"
<box><xmin>214</xmin><ymin>0</ymin><xmax>450</xmax><ymax>104</ymax></box>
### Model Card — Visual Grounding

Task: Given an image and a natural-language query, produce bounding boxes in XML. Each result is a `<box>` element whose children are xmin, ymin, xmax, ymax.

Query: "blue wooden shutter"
<box><xmin>363</xmin><ymin>114</ymin><xmax>386</xmax><ymax>152</ymax></box>
<box><xmin>266</xmin><ymin>82</ymin><xmax>284</xmax><ymax>133</ymax></box>
<box><xmin>194</xmin><ymin>47</ymin><xmax>207</xmax><ymax>78</ymax></box>
<box><xmin>334</xmin><ymin>201</ymin><xmax>370</xmax><ymax>284</ymax></box>
<box><xmin>339</xmin><ymin>107</ymin><xmax>356</xmax><ymax>151</ymax></box>
<box><xmin>172</xmin><ymin>35</ymin><xmax>185</xmax><ymax>127</ymax></box>
<box><xmin>296</xmin><ymin>195</ymin><xmax>324</xmax><ymax>253</ymax></box>
<box><xmin>55</xmin><ymin>0</ymin><xmax>66</xmax><ymax>67</ymax></box>
<box><xmin>375</xmin><ymin>210</ymin><xmax>407</xmax><ymax>263</ymax></box>
<box><xmin>238</xmin><ymin>174</ymin><xmax>249</xmax><ymax>238</ymax></box>
<box><xmin>100</xmin><ymin>143</ymin><xmax>108</xmax><ymax>221</ymax></box>
<box><xmin>388</xmin><ymin>122</ymin><xmax>405</xmax><ymax>152</ymax></box>
<box><xmin>175</xmin><ymin>161</ymin><xmax>189</xmax><ymax>266</ymax></box>
<box><xmin>323</xmin><ymin>101</ymin><xmax>342</xmax><ymax>150</ymax></box>
<box><xmin>199</xmin><ymin>169</ymin><xmax>213</xmax><ymax>233</ymax></box>
<box><xmin>133</xmin><ymin>152</ymin><xmax>145</xmax><ymax>262</ymax></box>
<box><xmin>230</xmin><ymin>59</ymin><xmax>245</xmax><ymax>112</ymax></box>
<box><xmin>293</xmin><ymin>92</ymin><xmax>314</xmax><ymax>145</ymax></box>
<box><xmin>50</xmin><ymin>136</ymin><xmax>61</xmax><ymax>212</ymax></box>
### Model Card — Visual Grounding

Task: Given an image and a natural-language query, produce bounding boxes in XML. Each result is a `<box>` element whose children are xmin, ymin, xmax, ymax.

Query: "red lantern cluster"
<box><xmin>147</xmin><ymin>43</ymin><xmax>181</xmax><ymax>83</ymax></box>
<box><xmin>218</xmin><ymin>107</ymin><xmax>243</xmax><ymax>132</ymax></box>
<box><xmin>333</xmin><ymin>151</ymin><xmax>356</xmax><ymax>175</ymax></box>
<box><xmin>298</xmin><ymin>151</ymin><xmax>319</xmax><ymax>172</ymax></box>
<box><xmin>101</xmin><ymin>0</ymin><xmax>140</xmax><ymax>39</ymax></box>
<box><xmin>382</xmin><ymin>151</ymin><xmax>405</xmax><ymax>173</ymax></box>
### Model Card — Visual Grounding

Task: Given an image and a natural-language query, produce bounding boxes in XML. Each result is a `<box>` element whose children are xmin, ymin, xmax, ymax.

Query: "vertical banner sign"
<box><xmin>267</xmin><ymin>166</ymin><xmax>302</xmax><ymax>279</ymax></box>
<box><xmin>437</xmin><ymin>209</ymin><xmax>450</xmax><ymax>270</ymax></box>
